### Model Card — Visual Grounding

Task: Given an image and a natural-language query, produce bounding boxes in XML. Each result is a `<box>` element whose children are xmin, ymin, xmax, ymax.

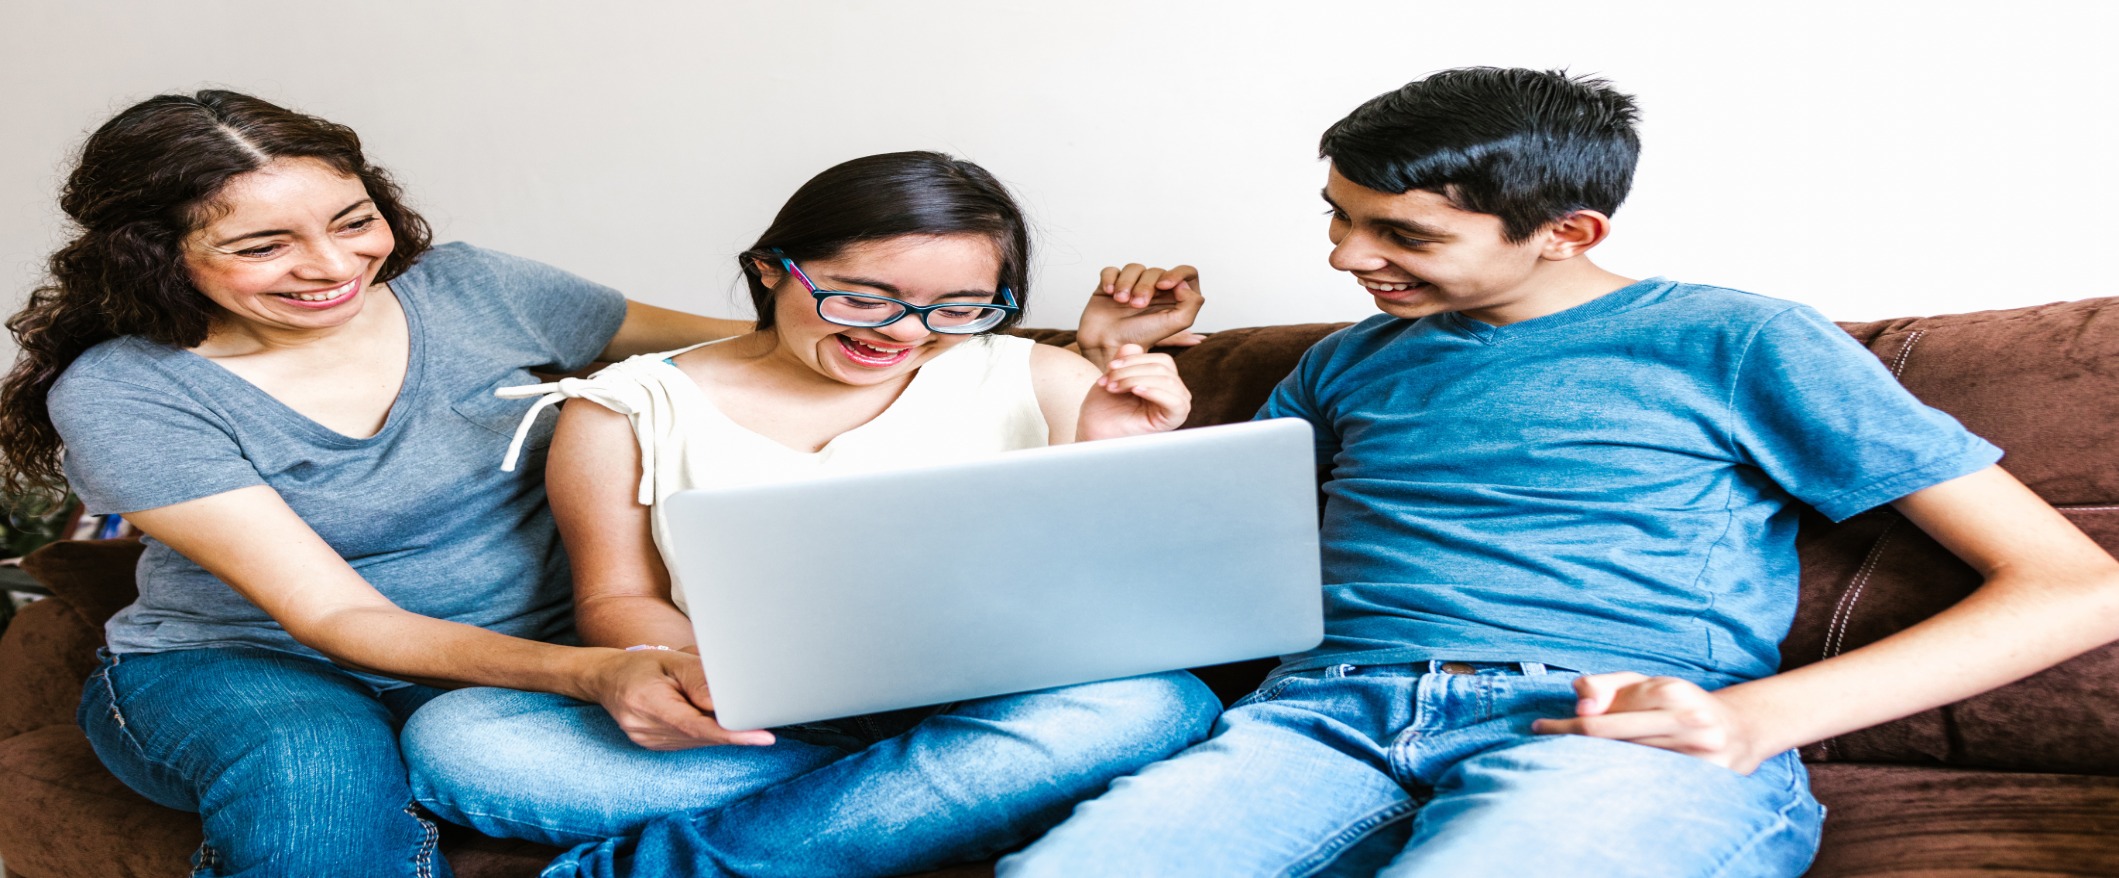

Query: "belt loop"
<box><xmin>1424</xmin><ymin>660</ymin><xmax>1444</xmax><ymax>675</ymax></box>
<box><xmin>1521</xmin><ymin>661</ymin><xmax>1547</xmax><ymax>676</ymax></box>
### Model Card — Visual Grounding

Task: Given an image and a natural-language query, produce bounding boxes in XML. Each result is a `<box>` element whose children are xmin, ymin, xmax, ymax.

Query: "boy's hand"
<box><xmin>1076</xmin><ymin>343</ymin><xmax>1192</xmax><ymax>441</ymax></box>
<box><xmin>1531</xmin><ymin>672</ymin><xmax>1771</xmax><ymax>774</ymax></box>
<box><xmin>1076</xmin><ymin>263</ymin><xmax>1205</xmax><ymax>369</ymax></box>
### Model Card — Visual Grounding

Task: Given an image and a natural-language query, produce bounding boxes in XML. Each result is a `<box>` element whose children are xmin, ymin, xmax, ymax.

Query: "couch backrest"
<box><xmin>1159</xmin><ymin>300</ymin><xmax>2119</xmax><ymax>775</ymax></box>
<box><xmin>1786</xmin><ymin>298</ymin><xmax>2119</xmax><ymax>773</ymax></box>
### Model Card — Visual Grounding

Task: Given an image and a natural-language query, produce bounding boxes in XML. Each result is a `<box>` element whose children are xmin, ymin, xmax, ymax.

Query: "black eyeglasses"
<box><xmin>771</xmin><ymin>251</ymin><xmax>1019</xmax><ymax>335</ymax></box>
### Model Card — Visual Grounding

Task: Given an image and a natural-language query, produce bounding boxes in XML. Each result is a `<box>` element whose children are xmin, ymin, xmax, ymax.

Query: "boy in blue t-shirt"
<box><xmin>1004</xmin><ymin>68</ymin><xmax>2119</xmax><ymax>877</ymax></box>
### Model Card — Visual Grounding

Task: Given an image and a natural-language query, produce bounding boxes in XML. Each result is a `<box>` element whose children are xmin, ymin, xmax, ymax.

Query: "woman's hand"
<box><xmin>1076</xmin><ymin>264</ymin><xmax>1205</xmax><ymax>369</ymax></box>
<box><xmin>587</xmin><ymin>647</ymin><xmax>775</xmax><ymax>750</ymax></box>
<box><xmin>1531</xmin><ymin>672</ymin><xmax>1771</xmax><ymax>774</ymax></box>
<box><xmin>1076</xmin><ymin>343</ymin><xmax>1192</xmax><ymax>441</ymax></box>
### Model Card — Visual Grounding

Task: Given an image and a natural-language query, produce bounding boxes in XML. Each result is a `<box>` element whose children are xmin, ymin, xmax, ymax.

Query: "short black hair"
<box><xmin>1320</xmin><ymin>68</ymin><xmax>1641</xmax><ymax>241</ymax></box>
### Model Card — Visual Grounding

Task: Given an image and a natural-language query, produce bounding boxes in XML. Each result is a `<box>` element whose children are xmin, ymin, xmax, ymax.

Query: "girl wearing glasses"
<box><xmin>403</xmin><ymin>151</ymin><xmax>1223</xmax><ymax>877</ymax></box>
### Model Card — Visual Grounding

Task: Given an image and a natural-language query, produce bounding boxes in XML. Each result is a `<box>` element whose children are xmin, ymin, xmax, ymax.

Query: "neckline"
<box><xmin>653</xmin><ymin>336</ymin><xmax>975</xmax><ymax>457</ymax></box>
<box><xmin>168</xmin><ymin>279</ymin><xmax>429</xmax><ymax>448</ymax></box>
<box><xmin>1443</xmin><ymin>277</ymin><xmax>1671</xmax><ymax>344</ymax></box>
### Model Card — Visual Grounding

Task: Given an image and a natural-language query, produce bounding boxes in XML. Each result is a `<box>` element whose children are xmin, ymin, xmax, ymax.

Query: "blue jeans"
<box><xmin>78</xmin><ymin>646</ymin><xmax>453</xmax><ymax>878</ymax></box>
<box><xmin>1002</xmin><ymin>662</ymin><xmax>1825</xmax><ymax>878</ymax></box>
<box><xmin>401</xmin><ymin>671</ymin><xmax>1220</xmax><ymax>877</ymax></box>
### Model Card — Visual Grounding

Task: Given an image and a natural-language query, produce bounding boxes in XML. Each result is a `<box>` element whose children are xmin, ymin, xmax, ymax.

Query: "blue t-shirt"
<box><xmin>48</xmin><ymin>243</ymin><xmax>628</xmax><ymax>671</ymax></box>
<box><xmin>1259</xmin><ymin>278</ymin><xmax>2000</xmax><ymax>686</ymax></box>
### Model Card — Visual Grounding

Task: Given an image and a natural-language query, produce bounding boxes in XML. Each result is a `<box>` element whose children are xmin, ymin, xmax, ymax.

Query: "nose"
<box><xmin>294</xmin><ymin>236</ymin><xmax>359</xmax><ymax>280</ymax></box>
<box><xmin>874</xmin><ymin>313</ymin><xmax>934</xmax><ymax>343</ymax></box>
<box><xmin>1328</xmin><ymin>230</ymin><xmax>1387</xmax><ymax>274</ymax></box>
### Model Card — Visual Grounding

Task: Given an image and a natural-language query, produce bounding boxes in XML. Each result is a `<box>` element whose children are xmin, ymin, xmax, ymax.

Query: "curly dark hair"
<box><xmin>0</xmin><ymin>90</ymin><xmax>432</xmax><ymax>499</ymax></box>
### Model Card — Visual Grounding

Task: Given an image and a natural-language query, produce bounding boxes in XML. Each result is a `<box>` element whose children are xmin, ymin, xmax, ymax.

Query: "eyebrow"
<box><xmin>1320</xmin><ymin>189</ymin><xmax>1452</xmax><ymax>240</ymax></box>
<box><xmin>211</xmin><ymin>199</ymin><xmax>377</xmax><ymax>248</ymax></box>
<box><xmin>817</xmin><ymin>274</ymin><xmax>999</xmax><ymax>301</ymax></box>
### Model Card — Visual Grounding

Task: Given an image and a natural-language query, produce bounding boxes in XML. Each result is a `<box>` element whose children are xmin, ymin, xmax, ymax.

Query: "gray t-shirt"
<box><xmin>48</xmin><ymin>243</ymin><xmax>628</xmax><ymax>669</ymax></box>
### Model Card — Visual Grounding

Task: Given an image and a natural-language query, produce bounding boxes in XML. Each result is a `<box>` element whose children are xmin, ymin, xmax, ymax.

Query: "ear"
<box><xmin>1537</xmin><ymin>210</ymin><xmax>1614</xmax><ymax>261</ymax></box>
<box><xmin>749</xmin><ymin>254</ymin><xmax>788</xmax><ymax>288</ymax></box>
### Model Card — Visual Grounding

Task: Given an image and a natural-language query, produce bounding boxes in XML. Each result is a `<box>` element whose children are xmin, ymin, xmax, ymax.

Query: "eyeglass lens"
<box><xmin>818</xmin><ymin>294</ymin><xmax>1009</xmax><ymax>333</ymax></box>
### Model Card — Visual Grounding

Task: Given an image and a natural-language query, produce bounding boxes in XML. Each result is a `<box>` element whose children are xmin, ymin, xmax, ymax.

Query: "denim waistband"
<box><xmin>1313</xmin><ymin>660</ymin><xmax>1578</xmax><ymax>679</ymax></box>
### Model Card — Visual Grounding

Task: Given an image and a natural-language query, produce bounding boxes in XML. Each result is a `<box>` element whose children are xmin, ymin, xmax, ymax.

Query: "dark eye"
<box><xmin>236</xmin><ymin>243</ymin><xmax>286</xmax><ymax>258</ymax></box>
<box><xmin>839</xmin><ymin>297</ymin><xmax>891</xmax><ymax>310</ymax></box>
<box><xmin>339</xmin><ymin>216</ymin><xmax>382</xmax><ymax>234</ymax></box>
<box><xmin>1324</xmin><ymin>208</ymin><xmax>1349</xmax><ymax>221</ymax></box>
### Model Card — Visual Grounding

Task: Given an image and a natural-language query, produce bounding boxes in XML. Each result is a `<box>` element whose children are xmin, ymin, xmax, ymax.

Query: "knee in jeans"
<box><xmin>1053</xmin><ymin>672</ymin><xmax>1222</xmax><ymax>751</ymax></box>
<box><xmin>399</xmin><ymin>687</ymin><xmax>559</xmax><ymax>794</ymax></box>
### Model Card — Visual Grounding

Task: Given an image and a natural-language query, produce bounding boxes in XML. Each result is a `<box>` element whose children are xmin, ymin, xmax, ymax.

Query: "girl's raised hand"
<box><xmin>1076</xmin><ymin>343</ymin><xmax>1192</xmax><ymax>441</ymax></box>
<box><xmin>1076</xmin><ymin>264</ymin><xmax>1205</xmax><ymax>368</ymax></box>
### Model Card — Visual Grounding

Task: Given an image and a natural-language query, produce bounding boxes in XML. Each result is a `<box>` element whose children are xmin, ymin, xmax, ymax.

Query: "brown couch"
<box><xmin>4</xmin><ymin>299</ymin><xmax>2118</xmax><ymax>877</ymax></box>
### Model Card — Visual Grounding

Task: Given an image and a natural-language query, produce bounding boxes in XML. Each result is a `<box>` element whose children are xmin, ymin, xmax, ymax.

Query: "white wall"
<box><xmin>4</xmin><ymin>0</ymin><xmax>2115</xmax><ymax>360</ymax></box>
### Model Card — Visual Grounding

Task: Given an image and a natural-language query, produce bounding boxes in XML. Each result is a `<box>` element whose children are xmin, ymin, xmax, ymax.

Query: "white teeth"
<box><xmin>1364</xmin><ymin>281</ymin><xmax>1416</xmax><ymax>292</ymax></box>
<box><xmin>284</xmin><ymin>280</ymin><xmax>353</xmax><ymax>302</ymax></box>
<box><xmin>846</xmin><ymin>338</ymin><xmax>905</xmax><ymax>358</ymax></box>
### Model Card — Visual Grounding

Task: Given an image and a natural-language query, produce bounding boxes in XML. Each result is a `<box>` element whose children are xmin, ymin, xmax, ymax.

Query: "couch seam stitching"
<box><xmin>1824</xmin><ymin>520</ymin><xmax>1898</xmax><ymax>661</ymax></box>
<box><xmin>1818</xmin><ymin>518</ymin><xmax>1901</xmax><ymax>761</ymax></box>
<box><xmin>1888</xmin><ymin>329</ymin><xmax>1926</xmax><ymax>377</ymax></box>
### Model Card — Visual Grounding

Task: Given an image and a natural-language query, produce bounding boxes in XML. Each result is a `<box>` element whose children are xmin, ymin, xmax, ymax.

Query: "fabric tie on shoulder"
<box><xmin>493</xmin><ymin>370</ymin><xmax>662</xmax><ymax>505</ymax></box>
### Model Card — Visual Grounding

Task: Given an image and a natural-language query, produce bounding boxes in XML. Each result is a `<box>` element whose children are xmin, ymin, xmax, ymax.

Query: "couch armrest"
<box><xmin>0</xmin><ymin>540</ymin><xmax>144</xmax><ymax>738</ymax></box>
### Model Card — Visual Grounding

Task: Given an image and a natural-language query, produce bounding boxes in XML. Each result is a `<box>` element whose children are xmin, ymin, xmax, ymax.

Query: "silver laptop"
<box><xmin>660</xmin><ymin>417</ymin><xmax>1325</xmax><ymax>730</ymax></box>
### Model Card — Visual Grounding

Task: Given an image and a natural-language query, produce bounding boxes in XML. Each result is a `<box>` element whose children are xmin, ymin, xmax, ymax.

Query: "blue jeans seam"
<box><xmin>1699</xmin><ymin>755</ymin><xmax>1817</xmax><ymax>878</ymax></box>
<box><xmin>88</xmin><ymin>662</ymin><xmax>164</xmax><ymax>771</ymax></box>
<box><xmin>189</xmin><ymin>840</ymin><xmax>220</xmax><ymax>877</ymax></box>
<box><xmin>403</xmin><ymin>802</ymin><xmax>441</xmax><ymax>878</ymax></box>
<box><xmin>1286</xmin><ymin>798</ymin><xmax>1421</xmax><ymax>878</ymax></box>
<box><xmin>429</xmin><ymin>800</ymin><xmax>614</xmax><ymax>845</ymax></box>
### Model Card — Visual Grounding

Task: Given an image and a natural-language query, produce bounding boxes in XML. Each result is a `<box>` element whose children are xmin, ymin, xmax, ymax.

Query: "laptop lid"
<box><xmin>661</xmin><ymin>417</ymin><xmax>1325</xmax><ymax>730</ymax></box>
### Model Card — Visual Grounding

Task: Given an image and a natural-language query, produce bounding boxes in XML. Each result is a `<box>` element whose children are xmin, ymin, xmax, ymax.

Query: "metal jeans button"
<box><xmin>1440</xmin><ymin>661</ymin><xmax>1476</xmax><ymax>675</ymax></box>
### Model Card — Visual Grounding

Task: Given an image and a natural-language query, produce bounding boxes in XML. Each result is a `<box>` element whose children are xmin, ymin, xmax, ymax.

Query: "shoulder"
<box><xmin>395</xmin><ymin>241</ymin><xmax>535</xmax><ymax>294</ymax></box>
<box><xmin>49</xmin><ymin>337</ymin><xmax>193</xmax><ymax>413</ymax></box>
<box><xmin>1637</xmin><ymin>280</ymin><xmax>1814</xmax><ymax>336</ymax></box>
<box><xmin>1290</xmin><ymin>314</ymin><xmax>1407</xmax><ymax>378</ymax></box>
<box><xmin>1025</xmin><ymin>337</ymin><xmax>1100</xmax><ymax>383</ymax></box>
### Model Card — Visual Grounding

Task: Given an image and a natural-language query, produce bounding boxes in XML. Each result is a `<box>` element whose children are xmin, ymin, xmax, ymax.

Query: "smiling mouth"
<box><xmin>835</xmin><ymin>335</ymin><xmax>914</xmax><ymax>367</ymax></box>
<box><xmin>1361</xmin><ymin>278</ymin><xmax>1431</xmax><ymax>299</ymax></box>
<box><xmin>276</xmin><ymin>277</ymin><xmax>360</xmax><ymax>306</ymax></box>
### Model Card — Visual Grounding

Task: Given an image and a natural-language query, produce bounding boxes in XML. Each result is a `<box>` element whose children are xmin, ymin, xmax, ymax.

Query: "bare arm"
<box><xmin>125</xmin><ymin>456</ymin><xmax>771</xmax><ymax>750</ymax></box>
<box><xmin>547</xmin><ymin>399</ymin><xmax>696</xmax><ymax>651</ymax></box>
<box><xmin>545</xmin><ymin>398</ymin><xmax>775</xmax><ymax>747</ymax></box>
<box><xmin>599</xmin><ymin>301</ymin><xmax>750</xmax><ymax>362</ymax></box>
<box><xmin>1029</xmin><ymin>343</ymin><xmax>1100</xmax><ymax>446</ymax></box>
<box><xmin>1029</xmin><ymin>341</ymin><xmax>1193</xmax><ymax>446</ymax></box>
<box><xmin>1537</xmin><ymin>465</ymin><xmax>2119</xmax><ymax>772</ymax></box>
<box><xmin>124</xmin><ymin>487</ymin><xmax>621</xmax><ymax>699</ymax></box>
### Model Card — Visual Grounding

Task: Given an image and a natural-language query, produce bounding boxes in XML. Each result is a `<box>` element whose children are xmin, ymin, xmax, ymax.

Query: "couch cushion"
<box><xmin>0</xmin><ymin>540</ymin><xmax>146</xmax><ymax>738</ymax></box>
<box><xmin>0</xmin><ymin>724</ymin><xmax>197</xmax><ymax>878</ymax></box>
<box><xmin>1806</xmin><ymin>762</ymin><xmax>2119</xmax><ymax>876</ymax></box>
<box><xmin>1836</xmin><ymin>297</ymin><xmax>2119</xmax><ymax>507</ymax></box>
<box><xmin>1786</xmin><ymin>298</ymin><xmax>2119</xmax><ymax>774</ymax></box>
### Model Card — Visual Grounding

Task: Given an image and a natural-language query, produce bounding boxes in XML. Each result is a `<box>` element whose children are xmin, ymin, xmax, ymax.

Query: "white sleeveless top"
<box><xmin>500</xmin><ymin>334</ymin><xmax>1050</xmax><ymax>612</ymax></box>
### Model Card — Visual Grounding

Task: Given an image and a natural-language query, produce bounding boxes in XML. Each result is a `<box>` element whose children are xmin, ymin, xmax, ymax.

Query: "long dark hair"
<box><xmin>0</xmin><ymin>90</ymin><xmax>432</xmax><ymax>498</ymax></box>
<box><xmin>740</xmin><ymin>151</ymin><xmax>1030</xmax><ymax>334</ymax></box>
